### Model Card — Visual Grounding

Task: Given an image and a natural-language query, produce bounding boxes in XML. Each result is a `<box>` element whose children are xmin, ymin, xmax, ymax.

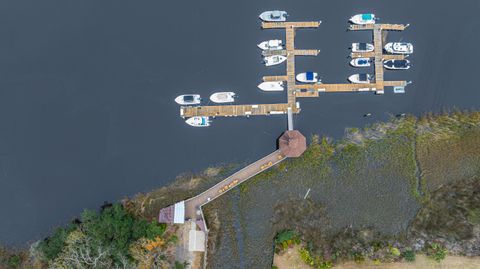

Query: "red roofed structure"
<box><xmin>278</xmin><ymin>130</ymin><xmax>307</xmax><ymax>157</ymax></box>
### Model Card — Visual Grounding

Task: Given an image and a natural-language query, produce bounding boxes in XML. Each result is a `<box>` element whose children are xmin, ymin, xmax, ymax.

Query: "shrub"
<box><xmin>7</xmin><ymin>255</ymin><xmax>22</xmax><ymax>267</ymax></box>
<box><xmin>426</xmin><ymin>243</ymin><xmax>447</xmax><ymax>262</ymax></box>
<box><xmin>390</xmin><ymin>247</ymin><xmax>401</xmax><ymax>257</ymax></box>
<box><xmin>402</xmin><ymin>249</ymin><xmax>416</xmax><ymax>262</ymax></box>
<box><xmin>37</xmin><ymin>223</ymin><xmax>78</xmax><ymax>260</ymax></box>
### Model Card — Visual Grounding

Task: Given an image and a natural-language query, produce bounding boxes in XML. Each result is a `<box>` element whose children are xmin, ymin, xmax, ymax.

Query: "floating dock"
<box><xmin>179</xmin><ymin>19</ymin><xmax>411</xmax><ymax>119</ymax></box>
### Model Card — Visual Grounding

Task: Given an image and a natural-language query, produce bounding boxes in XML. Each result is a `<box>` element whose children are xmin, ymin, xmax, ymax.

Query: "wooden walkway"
<box><xmin>179</xmin><ymin>21</ymin><xmax>411</xmax><ymax>118</ymax></box>
<box><xmin>184</xmin><ymin>150</ymin><xmax>286</xmax><ymax>220</ymax></box>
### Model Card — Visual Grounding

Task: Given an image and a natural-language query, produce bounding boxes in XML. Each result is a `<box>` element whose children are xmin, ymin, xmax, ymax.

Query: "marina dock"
<box><xmin>179</xmin><ymin>19</ymin><xmax>411</xmax><ymax>118</ymax></box>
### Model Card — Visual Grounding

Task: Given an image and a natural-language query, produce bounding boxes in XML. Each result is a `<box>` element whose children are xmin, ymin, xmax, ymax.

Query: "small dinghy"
<box><xmin>259</xmin><ymin>11</ymin><xmax>288</xmax><ymax>22</ymax></box>
<box><xmin>209</xmin><ymin>92</ymin><xmax>236</xmax><ymax>103</ymax></box>
<box><xmin>349</xmin><ymin>14</ymin><xmax>376</xmax><ymax>25</ymax></box>
<box><xmin>257</xmin><ymin>40</ymin><xmax>283</xmax><ymax>50</ymax></box>
<box><xmin>384</xmin><ymin>42</ymin><xmax>413</xmax><ymax>54</ymax></box>
<box><xmin>352</xmin><ymin>43</ymin><xmax>374</xmax><ymax>52</ymax></box>
<box><xmin>258</xmin><ymin>81</ymin><xmax>284</xmax><ymax>92</ymax></box>
<box><xmin>296</xmin><ymin>72</ymin><xmax>320</xmax><ymax>83</ymax></box>
<box><xmin>350</xmin><ymin>58</ymin><xmax>371</xmax><ymax>67</ymax></box>
<box><xmin>348</xmin><ymin>74</ymin><xmax>373</xmax><ymax>84</ymax></box>
<box><xmin>263</xmin><ymin>55</ymin><xmax>287</xmax><ymax>66</ymax></box>
<box><xmin>175</xmin><ymin>94</ymin><xmax>201</xmax><ymax>105</ymax></box>
<box><xmin>384</xmin><ymin>59</ymin><xmax>411</xmax><ymax>70</ymax></box>
<box><xmin>185</xmin><ymin>116</ymin><xmax>210</xmax><ymax>127</ymax></box>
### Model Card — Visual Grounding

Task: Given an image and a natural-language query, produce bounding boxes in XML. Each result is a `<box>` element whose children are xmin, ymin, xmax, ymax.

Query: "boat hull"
<box><xmin>209</xmin><ymin>92</ymin><xmax>236</xmax><ymax>103</ymax></box>
<box><xmin>185</xmin><ymin>116</ymin><xmax>210</xmax><ymax>127</ymax></box>
<box><xmin>383</xmin><ymin>59</ymin><xmax>411</xmax><ymax>70</ymax></box>
<box><xmin>352</xmin><ymin>43</ymin><xmax>374</xmax><ymax>53</ymax></box>
<box><xmin>350</xmin><ymin>58</ymin><xmax>371</xmax><ymax>67</ymax></box>
<box><xmin>348</xmin><ymin>74</ymin><xmax>372</xmax><ymax>84</ymax></box>
<box><xmin>263</xmin><ymin>55</ymin><xmax>287</xmax><ymax>66</ymax></box>
<box><xmin>296</xmin><ymin>72</ymin><xmax>319</xmax><ymax>83</ymax></box>
<box><xmin>259</xmin><ymin>11</ymin><xmax>287</xmax><ymax>22</ymax></box>
<box><xmin>257</xmin><ymin>40</ymin><xmax>283</xmax><ymax>50</ymax></box>
<box><xmin>384</xmin><ymin>42</ymin><xmax>413</xmax><ymax>54</ymax></box>
<box><xmin>258</xmin><ymin>81</ymin><xmax>284</xmax><ymax>92</ymax></box>
<box><xmin>349</xmin><ymin>14</ymin><xmax>376</xmax><ymax>25</ymax></box>
<box><xmin>175</xmin><ymin>94</ymin><xmax>201</xmax><ymax>105</ymax></box>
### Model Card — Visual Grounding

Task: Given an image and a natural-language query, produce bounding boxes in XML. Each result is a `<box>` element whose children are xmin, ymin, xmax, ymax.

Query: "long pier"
<box><xmin>184</xmin><ymin>150</ymin><xmax>286</xmax><ymax>220</ymax></box>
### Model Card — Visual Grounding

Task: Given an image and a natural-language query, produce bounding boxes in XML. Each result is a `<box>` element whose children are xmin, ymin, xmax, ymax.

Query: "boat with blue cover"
<box><xmin>350</xmin><ymin>58</ymin><xmax>371</xmax><ymax>67</ymax></box>
<box><xmin>384</xmin><ymin>59</ymin><xmax>411</xmax><ymax>70</ymax></box>
<box><xmin>175</xmin><ymin>94</ymin><xmax>201</xmax><ymax>105</ymax></box>
<box><xmin>296</xmin><ymin>72</ymin><xmax>320</xmax><ymax>83</ymax></box>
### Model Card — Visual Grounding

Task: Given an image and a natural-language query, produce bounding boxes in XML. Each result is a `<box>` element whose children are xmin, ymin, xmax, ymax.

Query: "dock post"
<box><xmin>287</xmin><ymin>107</ymin><xmax>293</xmax><ymax>131</ymax></box>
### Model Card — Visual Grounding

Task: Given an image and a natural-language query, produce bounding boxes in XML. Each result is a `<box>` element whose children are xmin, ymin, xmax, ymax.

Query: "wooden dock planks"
<box><xmin>180</xmin><ymin>103</ymin><xmax>299</xmax><ymax>118</ymax></box>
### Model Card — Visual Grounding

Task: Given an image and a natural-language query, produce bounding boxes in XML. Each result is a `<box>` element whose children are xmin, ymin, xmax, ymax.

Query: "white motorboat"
<box><xmin>349</xmin><ymin>14</ymin><xmax>376</xmax><ymax>25</ymax></box>
<box><xmin>258</xmin><ymin>81</ymin><xmax>284</xmax><ymax>92</ymax></box>
<box><xmin>209</xmin><ymin>92</ymin><xmax>236</xmax><ymax>103</ymax></box>
<box><xmin>350</xmin><ymin>58</ymin><xmax>371</xmax><ymax>67</ymax></box>
<box><xmin>263</xmin><ymin>55</ymin><xmax>287</xmax><ymax>66</ymax></box>
<box><xmin>259</xmin><ymin>11</ymin><xmax>288</xmax><ymax>22</ymax></box>
<box><xmin>175</xmin><ymin>94</ymin><xmax>201</xmax><ymax>105</ymax></box>
<box><xmin>384</xmin><ymin>59</ymin><xmax>411</xmax><ymax>70</ymax></box>
<box><xmin>384</xmin><ymin>42</ymin><xmax>413</xmax><ymax>54</ymax></box>
<box><xmin>348</xmin><ymin>74</ymin><xmax>373</xmax><ymax>84</ymax></box>
<box><xmin>185</xmin><ymin>116</ymin><xmax>210</xmax><ymax>127</ymax></box>
<box><xmin>352</xmin><ymin>43</ymin><xmax>374</xmax><ymax>52</ymax></box>
<box><xmin>296</xmin><ymin>72</ymin><xmax>320</xmax><ymax>83</ymax></box>
<box><xmin>257</xmin><ymin>40</ymin><xmax>283</xmax><ymax>50</ymax></box>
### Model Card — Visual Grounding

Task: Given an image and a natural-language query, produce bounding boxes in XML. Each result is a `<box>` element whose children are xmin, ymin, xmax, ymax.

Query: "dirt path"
<box><xmin>273</xmin><ymin>246</ymin><xmax>480</xmax><ymax>269</ymax></box>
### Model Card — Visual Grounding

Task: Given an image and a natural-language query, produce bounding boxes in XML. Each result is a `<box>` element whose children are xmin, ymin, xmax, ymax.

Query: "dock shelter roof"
<box><xmin>279</xmin><ymin>130</ymin><xmax>307</xmax><ymax>157</ymax></box>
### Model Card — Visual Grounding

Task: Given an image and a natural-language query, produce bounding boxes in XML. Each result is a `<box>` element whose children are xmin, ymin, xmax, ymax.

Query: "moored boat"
<box><xmin>259</xmin><ymin>11</ymin><xmax>288</xmax><ymax>22</ymax></box>
<box><xmin>258</xmin><ymin>81</ymin><xmax>284</xmax><ymax>92</ymax></box>
<box><xmin>209</xmin><ymin>92</ymin><xmax>236</xmax><ymax>103</ymax></box>
<box><xmin>185</xmin><ymin>116</ymin><xmax>210</xmax><ymax>127</ymax></box>
<box><xmin>350</xmin><ymin>58</ymin><xmax>371</xmax><ymax>67</ymax></box>
<box><xmin>175</xmin><ymin>94</ymin><xmax>201</xmax><ymax>105</ymax></box>
<box><xmin>257</xmin><ymin>40</ymin><xmax>283</xmax><ymax>50</ymax></box>
<box><xmin>349</xmin><ymin>14</ymin><xmax>376</xmax><ymax>25</ymax></box>
<box><xmin>384</xmin><ymin>42</ymin><xmax>413</xmax><ymax>54</ymax></box>
<box><xmin>348</xmin><ymin>74</ymin><xmax>373</xmax><ymax>84</ymax></box>
<box><xmin>352</xmin><ymin>43</ymin><xmax>374</xmax><ymax>52</ymax></box>
<box><xmin>263</xmin><ymin>55</ymin><xmax>287</xmax><ymax>66</ymax></box>
<box><xmin>384</xmin><ymin>59</ymin><xmax>411</xmax><ymax>70</ymax></box>
<box><xmin>296</xmin><ymin>72</ymin><xmax>320</xmax><ymax>83</ymax></box>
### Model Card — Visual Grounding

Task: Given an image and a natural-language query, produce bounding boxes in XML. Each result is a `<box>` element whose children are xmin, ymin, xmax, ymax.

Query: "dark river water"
<box><xmin>1</xmin><ymin>0</ymin><xmax>479</xmax><ymax>245</ymax></box>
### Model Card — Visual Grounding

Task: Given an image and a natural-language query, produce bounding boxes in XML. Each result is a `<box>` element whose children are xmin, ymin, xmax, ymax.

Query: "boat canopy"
<box><xmin>306</xmin><ymin>72</ymin><xmax>314</xmax><ymax>80</ymax></box>
<box><xmin>184</xmin><ymin>95</ymin><xmax>194</xmax><ymax>102</ymax></box>
<box><xmin>359</xmin><ymin>43</ymin><xmax>367</xmax><ymax>50</ymax></box>
<box><xmin>387</xmin><ymin>60</ymin><xmax>409</xmax><ymax>68</ymax></box>
<box><xmin>359</xmin><ymin>74</ymin><xmax>368</xmax><ymax>81</ymax></box>
<box><xmin>362</xmin><ymin>14</ymin><xmax>373</xmax><ymax>20</ymax></box>
<box><xmin>358</xmin><ymin>59</ymin><xmax>368</xmax><ymax>65</ymax></box>
<box><xmin>271</xmin><ymin>11</ymin><xmax>282</xmax><ymax>18</ymax></box>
